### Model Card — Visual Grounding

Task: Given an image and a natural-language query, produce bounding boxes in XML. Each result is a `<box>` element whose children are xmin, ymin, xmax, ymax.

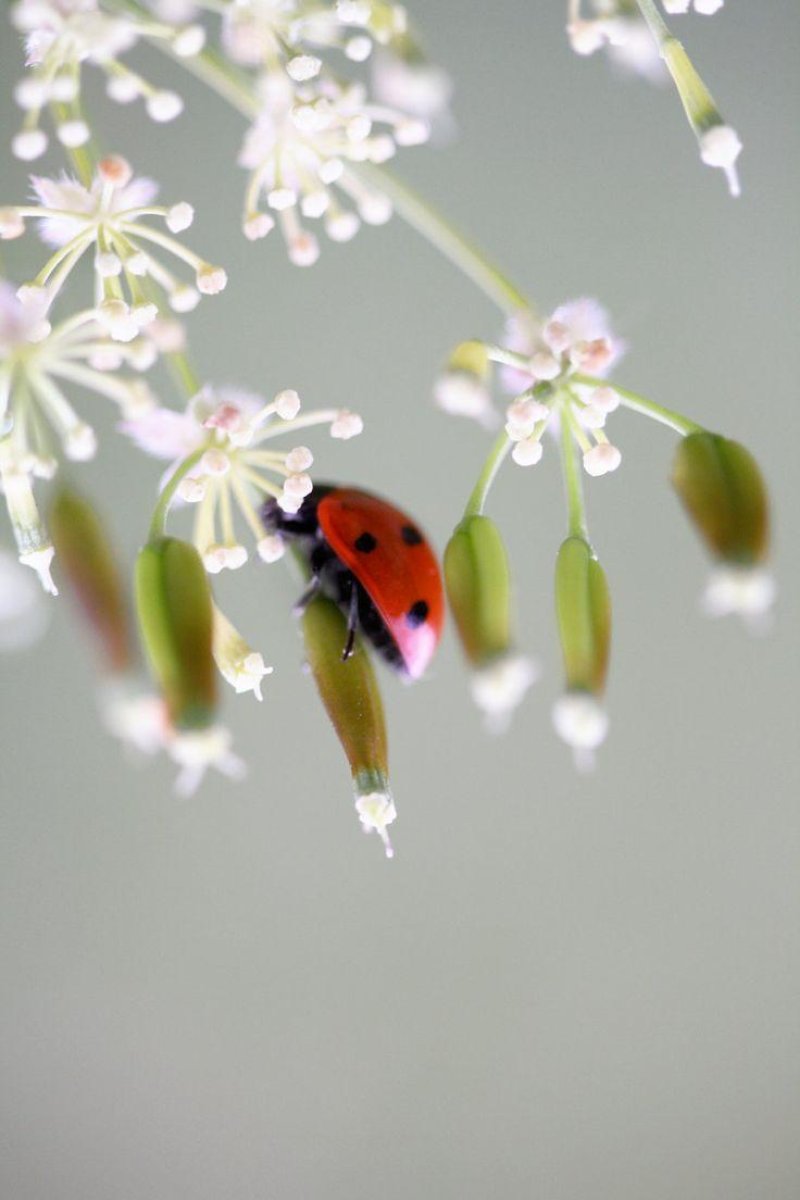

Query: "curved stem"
<box><xmin>132</xmin><ymin>23</ymin><xmax>536</xmax><ymax>318</ymax></box>
<box><xmin>559</xmin><ymin>404</ymin><xmax>588</xmax><ymax>541</ymax></box>
<box><xmin>354</xmin><ymin>165</ymin><xmax>534</xmax><ymax>316</ymax></box>
<box><xmin>463</xmin><ymin>431</ymin><xmax>512</xmax><ymax>519</ymax></box>
<box><xmin>148</xmin><ymin>447</ymin><xmax>206</xmax><ymax>542</ymax></box>
<box><xmin>573</xmin><ymin>373</ymin><xmax>701</xmax><ymax>436</ymax></box>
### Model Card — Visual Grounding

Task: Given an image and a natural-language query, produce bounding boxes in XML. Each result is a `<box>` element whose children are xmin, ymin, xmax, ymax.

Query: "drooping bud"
<box><xmin>660</xmin><ymin>38</ymin><xmax>742</xmax><ymax>195</ymax></box>
<box><xmin>553</xmin><ymin>535</ymin><xmax>612</xmax><ymax>768</ymax></box>
<box><xmin>301</xmin><ymin>595</ymin><xmax>395</xmax><ymax>857</ymax></box>
<box><xmin>671</xmin><ymin>431</ymin><xmax>772</xmax><ymax>628</ymax></box>
<box><xmin>444</xmin><ymin>514</ymin><xmax>536</xmax><ymax>728</ymax></box>
<box><xmin>135</xmin><ymin>536</ymin><xmax>217</xmax><ymax>730</ymax></box>
<box><xmin>48</xmin><ymin>485</ymin><xmax>133</xmax><ymax>673</ymax></box>
<box><xmin>434</xmin><ymin>340</ymin><xmax>495</xmax><ymax>426</ymax></box>
<box><xmin>671</xmin><ymin>431</ymin><xmax>769</xmax><ymax>566</ymax></box>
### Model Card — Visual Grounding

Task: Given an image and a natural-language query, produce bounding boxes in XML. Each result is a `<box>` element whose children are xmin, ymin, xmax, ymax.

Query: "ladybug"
<box><xmin>262</xmin><ymin>484</ymin><xmax>444</xmax><ymax>679</ymax></box>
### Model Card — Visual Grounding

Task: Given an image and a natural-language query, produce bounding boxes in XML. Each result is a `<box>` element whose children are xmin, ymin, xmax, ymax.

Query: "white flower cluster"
<box><xmin>1</xmin><ymin>156</ymin><xmax>227</xmax><ymax>338</ymax></box>
<box><xmin>437</xmin><ymin>299</ymin><xmax>626</xmax><ymax>479</ymax></box>
<box><xmin>123</xmin><ymin>384</ymin><xmax>364</xmax><ymax>573</ymax></box>
<box><xmin>9</xmin><ymin>0</ymin><xmax>205</xmax><ymax>161</ymax></box>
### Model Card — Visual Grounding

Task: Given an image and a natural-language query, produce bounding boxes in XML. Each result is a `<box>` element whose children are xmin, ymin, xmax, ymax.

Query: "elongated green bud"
<box><xmin>49</xmin><ymin>486</ymin><xmax>132</xmax><ymax>673</ymax></box>
<box><xmin>553</xmin><ymin>536</ymin><xmax>611</xmax><ymax>766</ymax></box>
<box><xmin>302</xmin><ymin>595</ymin><xmax>395</xmax><ymax>857</ymax></box>
<box><xmin>135</xmin><ymin>536</ymin><xmax>217</xmax><ymax>731</ymax></box>
<box><xmin>555</xmin><ymin>536</ymin><xmax>611</xmax><ymax>695</ymax></box>
<box><xmin>445</xmin><ymin>514</ymin><xmax>510</xmax><ymax>664</ymax></box>
<box><xmin>671</xmin><ymin>432</ymin><xmax>769</xmax><ymax>566</ymax></box>
<box><xmin>445</xmin><ymin>514</ymin><xmax>536</xmax><ymax>727</ymax></box>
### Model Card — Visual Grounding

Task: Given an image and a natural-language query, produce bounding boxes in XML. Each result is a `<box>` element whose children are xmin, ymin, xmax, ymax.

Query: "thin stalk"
<box><xmin>148</xmin><ymin>446</ymin><xmax>206</xmax><ymax>541</ymax></box>
<box><xmin>355</xmin><ymin>164</ymin><xmax>534</xmax><ymax>317</ymax></box>
<box><xmin>573</xmin><ymin>373</ymin><xmax>701</xmax><ymax>436</ymax></box>
<box><xmin>559</xmin><ymin>405</ymin><xmax>589</xmax><ymax>541</ymax></box>
<box><xmin>463</xmin><ymin>431</ymin><xmax>512</xmax><ymax>519</ymax></box>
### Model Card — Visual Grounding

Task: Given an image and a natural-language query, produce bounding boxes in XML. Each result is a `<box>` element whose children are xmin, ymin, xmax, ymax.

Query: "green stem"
<box><xmin>634</xmin><ymin>0</ymin><xmax>671</xmax><ymax>48</ymax></box>
<box><xmin>354</xmin><ymin>165</ymin><xmax>534</xmax><ymax>316</ymax></box>
<box><xmin>127</xmin><ymin>19</ymin><xmax>535</xmax><ymax>318</ymax></box>
<box><xmin>560</xmin><ymin>404</ymin><xmax>588</xmax><ymax>541</ymax></box>
<box><xmin>573</xmin><ymin>373</ymin><xmax>702</xmax><ymax>436</ymax></box>
<box><xmin>148</xmin><ymin>446</ymin><xmax>207</xmax><ymax>541</ymax></box>
<box><xmin>464</xmin><ymin>431</ymin><xmax>512</xmax><ymax>519</ymax></box>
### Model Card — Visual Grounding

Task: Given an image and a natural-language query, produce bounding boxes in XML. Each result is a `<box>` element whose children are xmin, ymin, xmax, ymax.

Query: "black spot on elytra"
<box><xmin>405</xmin><ymin>599</ymin><xmax>429</xmax><ymax>628</ymax></box>
<box><xmin>401</xmin><ymin>525</ymin><xmax>423</xmax><ymax>546</ymax></box>
<box><xmin>355</xmin><ymin>531</ymin><xmax>377</xmax><ymax>553</ymax></box>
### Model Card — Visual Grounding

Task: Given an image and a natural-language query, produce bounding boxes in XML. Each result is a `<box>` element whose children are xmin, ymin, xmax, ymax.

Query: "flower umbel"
<box><xmin>125</xmin><ymin>384</ymin><xmax>364</xmax><ymax>573</ymax></box>
<box><xmin>6</xmin><ymin>159</ymin><xmax>227</xmax><ymax>335</ymax></box>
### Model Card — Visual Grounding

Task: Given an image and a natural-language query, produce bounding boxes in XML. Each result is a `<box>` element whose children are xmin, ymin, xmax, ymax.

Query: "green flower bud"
<box><xmin>49</xmin><ymin>485</ymin><xmax>132</xmax><ymax>673</ymax></box>
<box><xmin>301</xmin><ymin>595</ymin><xmax>395</xmax><ymax>857</ymax></box>
<box><xmin>671</xmin><ymin>431</ymin><xmax>769</xmax><ymax>567</ymax></box>
<box><xmin>555</xmin><ymin>536</ymin><xmax>611</xmax><ymax>696</ymax></box>
<box><xmin>135</xmin><ymin>536</ymin><xmax>217</xmax><ymax>731</ymax></box>
<box><xmin>445</xmin><ymin>514</ymin><xmax>511</xmax><ymax>665</ymax></box>
<box><xmin>444</xmin><ymin>514</ymin><xmax>536</xmax><ymax>727</ymax></box>
<box><xmin>553</xmin><ymin>536</ymin><xmax>611</xmax><ymax>766</ymax></box>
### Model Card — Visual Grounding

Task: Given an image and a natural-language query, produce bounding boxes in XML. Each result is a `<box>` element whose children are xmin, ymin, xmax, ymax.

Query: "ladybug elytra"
<box><xmin>262</xmin><ymin>484</ymin><xmax>444</xmax><ymax>678</ymax></box>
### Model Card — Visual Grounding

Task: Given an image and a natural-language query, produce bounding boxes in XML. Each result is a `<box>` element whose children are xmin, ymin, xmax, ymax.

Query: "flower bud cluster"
<box><xmin>8</xmin><ymin>0</ymin><xmax>205</xmax><ymax>162</ymax></box>
<box><xmin>123</xmin><ymin>385</ymin><xmax>364</xmax><ymax>575</ymax></box>
<box><xmin>436</xmin><ymin>299</ymin><xmax>626</xmax><ymax>480</ymax></box>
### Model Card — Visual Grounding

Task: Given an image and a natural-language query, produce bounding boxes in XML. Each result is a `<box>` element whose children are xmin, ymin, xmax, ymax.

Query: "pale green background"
<box><xmin>1</xmin><ymin>4</ymin><xmax>799</xmax><ymax>1198</ymax></box>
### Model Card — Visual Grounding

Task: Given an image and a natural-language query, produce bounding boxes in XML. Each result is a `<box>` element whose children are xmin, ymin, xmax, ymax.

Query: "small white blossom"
<box><xmin>0</xmin><ymin>546</ymin><xmax>51</xmax><ymax>649</ymax></box>
<box><xmin>552</xmin><ymin>690</ymin><xmax>609</xmax><ymax>771</ymax></box>
<box><xmin>167</xmin><ymin>724</ymin><xmax>246</xmax><ymax>797</ymax></box>
<box><xmin>701</xmin><ymin>565</ymin><xmax>775</xmax><ymax>632</ymax></box>
<box><xmin>699</xmin><ymin>124</ymin><xmax>742</xmax><ymax>198</ymax></box>
<box><xmin>354</xmin><ymin>789</ymin><xmax>397</xmax><ymax>859</ymax></box>
<box><xmin>213</xmin><ymin>606</ymin><xmax>274</xmax><ymax>700</ymax></box>
<box><xmin>470</xmin><ymin>653</ymin><xmax>539</xmax><ymax>733</ymax></box>
<box><xmin>6</xmin><ymin>162</ymin><xmax>226</xmax><ymax>330</ymax></box>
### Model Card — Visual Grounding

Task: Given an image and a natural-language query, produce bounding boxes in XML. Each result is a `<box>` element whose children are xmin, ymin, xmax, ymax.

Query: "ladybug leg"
<box><xmin>292</xmin><ymin>572</ymin><xmax>321</xmax><ymax>616</ymax></box>
<box><xmin>341</xmin><ymin>581</ymin><xmax>360</xmax><ymax>662</ymax></box>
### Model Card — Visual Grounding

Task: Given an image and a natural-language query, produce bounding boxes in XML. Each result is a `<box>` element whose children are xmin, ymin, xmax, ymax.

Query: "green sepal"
<box><xmin>444</xmin><ymin>514</ymin><xmax>512</xmax><ymax>666</ymax></box>
<box><xmin>672</xmin><ymin>431</ymin><xmax>769</xmax><ymax>566</ymax></box>
<box><xmin>302</xmin><ymin>595</ymin><xmax>389</xmax><ymax>783</ymax></box>
<box><xmin>48</xmin><ymin>485</ymin><xmax>132</xmax><ymax>673</ymax></box>
<box><xmin>135</xmin><ymin>536</ymin><xmax>217</xmax><ymax>730</ymax></box>
<box><xmin>555</xmin><ymin>536</ymin><xmax>611</xmax><ymax>696</ymax></box>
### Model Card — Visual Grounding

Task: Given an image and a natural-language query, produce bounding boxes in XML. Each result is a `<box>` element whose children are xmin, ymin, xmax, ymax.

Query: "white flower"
<box><xmin>552</xmin><ymin>690</ymin><xmax>609</xmax><ymax>772</ymax></box>
<box><xmin>238</xmin><ymin>74</ymin><xmax>427</xmax><ymax>261</ymax></box>
<box><xmin>0</xmin><ymin>546</ymin><xmax>51</xmax><ymax>649</ymax></box>
<box><xmin>1</xmin><ymin>280</ymin><xmax>155</xmax><ymax>483</ymax></box>
<box><xmin>167</xmin><ymin>724</ymin><xmax>246</xmax><ymax>797</ymax></box>
<box><xmin>470</xmin><ymin>653</ymin><xmax>539</xmax><ymax>733</ymax></box>
<box><xmin>7</xmin><ymin>161</ymin><xmax>226</xmax><ymax>329</ymax></box>
<box><xmin>212</xmin><ymin>605</ymin><xmax>273</xmax><ymax>700</ymax></box>
<box><xmin>122</xmin><ymin>384</ymin><xmax>363</xmax><ymax>571</ymax></box>
<box><xmin>702</xmin><ymin>565</ymin><xmax>775</xmax><ymax>632</ymax></box>
<box><xmin>354</xmin><ymin>789</ymin><xmax>397</xmax><ymax>859</ymax></box>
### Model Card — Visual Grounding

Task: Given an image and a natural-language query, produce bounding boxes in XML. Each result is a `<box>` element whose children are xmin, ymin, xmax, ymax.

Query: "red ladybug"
<box><xmin>262</xmin><ymin>485</ymin><xmax>444</xmax><ymax>679</ymax></box>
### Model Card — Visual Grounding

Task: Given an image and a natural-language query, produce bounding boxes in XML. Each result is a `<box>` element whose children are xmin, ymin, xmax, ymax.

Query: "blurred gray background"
<box><xmin>1</xmin><ymin>4</ymin><xmax>799</xmax><ymax>1198</ymax></box>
